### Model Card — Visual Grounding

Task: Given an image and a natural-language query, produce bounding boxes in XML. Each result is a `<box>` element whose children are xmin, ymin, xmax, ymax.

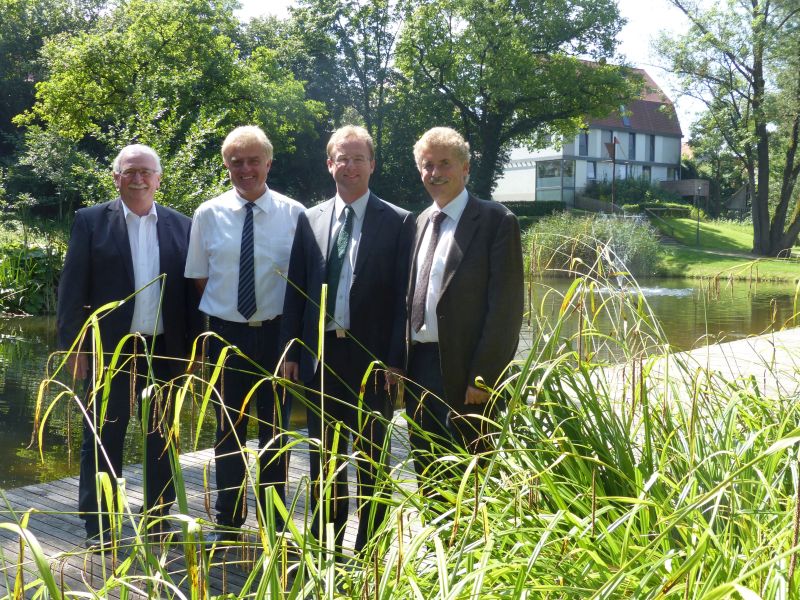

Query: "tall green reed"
<box><xmin>5</xmin><ymin>236</ymin><xmax>800</xmax><ymax>598</ymax></box>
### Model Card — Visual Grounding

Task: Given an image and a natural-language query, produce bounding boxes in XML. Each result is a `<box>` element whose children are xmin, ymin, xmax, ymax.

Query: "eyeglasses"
<box><xmin>332</xmin><ymin>155</ymin><xmax>369</xmax><ymax>167</ymax></box>
<box><xmin>120</xmin><ymin>168</ymin><xmax>158</xmax><ymax>178</ymax></box>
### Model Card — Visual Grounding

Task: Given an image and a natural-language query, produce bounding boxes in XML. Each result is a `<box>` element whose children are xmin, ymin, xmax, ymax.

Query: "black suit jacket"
<box><xmin>408</xmin><ymin>194</ymin><xmax>524</xmax><ymax>414</ymax></box>
<box><xmin>57</xmin><ymin>198</ymin><xmax>198</xmax><ymax>375</ymax></box>
<box><xmin>281</xmin><ymin>193</ymin><xmax>415</xmax><ymax>387</ymax></box>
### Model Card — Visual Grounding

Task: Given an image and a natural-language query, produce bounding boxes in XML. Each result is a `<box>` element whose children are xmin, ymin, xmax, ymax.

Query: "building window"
<box><xmin>621</xmin><ymin>106</ymin><xmax>631</xmax><ymax>127</ymax></box>
<box><xmin>628</xmin><ymin>133</ymin><xmax>636</xmax><ymax>161</ymax></box>
<box><xmin>614</xmin><ymin>163</ymin><xmax>627</xmax><ymax>179</ymax></box>
<box><xmin>648</xmin><ymin>135</ymin><xmax>656</xmax><ymax>162</ymax></box>
<box><xmin>666</xmin><ymin>167</ymin><xmax>679</xmax><ymax>180</ymax></box>
<box><xmin>642</xmin><ymin>165</ymin><xmax>651</xmax><ymax>182</ymax></box>
<box><xmin>602</xmin><ymin>130</ymin><xmax>614</xmax><ymax>158</ymax></box>
<box><xmin>587</xmin><ymin>161</ymin><xmax>597</xmax><ymax>180</ymax></box>
<box><xmin>535</xmin><ymin>159</ymin><xmax>575</xmax><ymax>202</ymax></box>
<box><xmin>578</xmin><ymin>130</ymin><xmax>588</xmax><ymax>156</ymax></box>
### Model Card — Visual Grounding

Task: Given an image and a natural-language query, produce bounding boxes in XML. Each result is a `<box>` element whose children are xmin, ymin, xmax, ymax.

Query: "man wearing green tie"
<box><xmin>281</xmin><ymin>126</ymin><xmax>415</xmax><ymax>555</ymax></box>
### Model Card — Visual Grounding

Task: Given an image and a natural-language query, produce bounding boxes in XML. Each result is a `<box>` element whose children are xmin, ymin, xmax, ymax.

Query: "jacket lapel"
<box><xmin>440</xmin><ymin>194</ymin><xmax>480</xmax><ymax>297</ymax></box>
<box><xmin>353</xmin><ymin>193</ymin><xmax>383</xmax><ymax>276</ymax></box>
<box><xmin>109</xmin><ymin>198</ymin><xmax>135</xmax><ymax>286</ymax></box>
<box><xmin>155</xmin><ymin>204</ymin><xmax>171</xmax><ymax>273</ymax></box>
<box><xmin>310</xmin><ymin>198</ymin><xmax>336</xmax><ymax>258</ymax></box>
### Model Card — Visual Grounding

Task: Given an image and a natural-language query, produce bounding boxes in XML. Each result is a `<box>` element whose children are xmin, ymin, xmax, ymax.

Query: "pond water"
<box><xmin>0</xmin><ymin>277</ymin><xmax>797</xmax><ymax>489</ymax></box>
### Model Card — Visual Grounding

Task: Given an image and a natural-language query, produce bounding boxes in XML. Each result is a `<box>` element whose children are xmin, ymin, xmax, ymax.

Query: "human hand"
<box><xmin>464</xmin><ymin>385</ymin><xmax>489</xmax><ymax>405</ymax></box>
<box><xmin>282</xmin><ymin>360</ymin><xmax>300</xmax><ymax>383</ymax></box>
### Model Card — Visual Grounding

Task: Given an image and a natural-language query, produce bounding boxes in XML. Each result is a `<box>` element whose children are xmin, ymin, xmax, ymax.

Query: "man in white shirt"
<box><xmin>407</xmin><ymin>127</ymin><xmax>524</xmax><ymax>492</ymax></box>
<box><xmin>58</xmin><ymin>144</ymin><xmax>197</xmax><ymax>548</ymax></box>
<box><xmin>281</xmin><ymin>125</ymin><xmax>414</xmax><ymax>554</ymax></box>
<box><xmin>185</xmin><ymin>126</ymin><xmax>304</xmax><ymax>542</ymax></box>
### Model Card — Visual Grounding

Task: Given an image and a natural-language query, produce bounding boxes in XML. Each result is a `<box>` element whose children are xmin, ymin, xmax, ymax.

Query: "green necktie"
<box><xmin>325</xmin><ymin>205</ymin><xmax>354</xmax><ymax>321</ymax></box>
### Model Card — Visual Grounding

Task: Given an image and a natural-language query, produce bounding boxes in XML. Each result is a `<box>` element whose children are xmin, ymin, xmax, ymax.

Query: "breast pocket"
<box><xmin>261</xmin><ymin>235</ymin><xmax>295</xmax><ymax>275</ymax></box>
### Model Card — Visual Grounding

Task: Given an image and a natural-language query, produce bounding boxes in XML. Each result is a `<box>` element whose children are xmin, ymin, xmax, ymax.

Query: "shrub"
<box><xmin>500</xmin><ymin>200</ymin><xmax>566</xmax><ymax>217</ymax></box>
<box><xmin>0</xmin><ymin>242</ymin><xmax>64</xmax><ymax>315</ymax></box>
<box><xmin>584</xmin><ymin>178</ymin><xmax>683</xmax><ymax>205</ymax></box>
<box><xmin>525</xmin><ymin>212</ymin><xmax>663</xmax><ymax>277</ymax></box>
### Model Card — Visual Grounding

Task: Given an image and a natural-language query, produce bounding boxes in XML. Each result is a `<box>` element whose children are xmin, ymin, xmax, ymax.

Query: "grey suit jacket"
<box><xmin>408</xmin><ymin>194</ymin><xmax>524</xmax><ymax>413</ymax></box>
<box><xmin>57</xmin><ymin>198</ymin><xmax>200</xmax><ymax>376</ymax></box>
<box><xmin>281</xmin><ymin>193</ymin><xmax>415</xmax><ymax>391</ymax></box>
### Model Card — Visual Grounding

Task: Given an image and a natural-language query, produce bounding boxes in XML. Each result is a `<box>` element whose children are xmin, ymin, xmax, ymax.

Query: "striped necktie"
<box><xmin>411</xmin><ymin>210</ymin><xmax>446</xmax><ymax>332</ymax></box>
<box><xmin>237</xmin><ymin>202</ymin><xmax>257</xmax><ymax>320</ymax></box>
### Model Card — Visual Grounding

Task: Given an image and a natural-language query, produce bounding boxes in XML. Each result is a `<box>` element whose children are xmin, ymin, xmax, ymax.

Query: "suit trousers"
<box><xmin>405</xmin><ymin>342</ymin><xmax>460</xmax><ymax>493</ymax></box>
<box><xmin>208</xmin><ymin>316</ymin><xmax>290</xmax><ymax>528</ymax></box>
<box><xmin>306</xmin><ymin>331</ymin><xmax>392</xmax><ymax>554</ymax></box>
<box><xmin>78</xmin><ymin>335</ymin><xmax>175</xmax><ymax>536</ymax></box>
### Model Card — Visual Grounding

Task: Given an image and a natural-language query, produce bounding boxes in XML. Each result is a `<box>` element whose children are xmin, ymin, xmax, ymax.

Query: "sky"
<box><xmin>236</xmin><ymin>0</ymin><xmax>698</xmax><ymax>138</ymax></box>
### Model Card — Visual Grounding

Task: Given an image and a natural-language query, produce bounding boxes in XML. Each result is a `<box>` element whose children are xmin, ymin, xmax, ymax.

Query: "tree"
<box><xmin>658</xmin><ymin>0</ymin><xmax>800</xmax><ymax>255</ymax></box>
<box><xmin>687</xmin><ymin>113</ymin><xmax>747</xmax><ymax>218</ymax></box>
<box><xmin>0</xmin><ymin>0</ymin><xmax>103</xmax><ymax>156</ymax></box>
<box><xmin>290</xmin><ymin>0</ymin><xmax>405</xmax><ymax>192</ymax></box>
<box><xmin>396</xmin><ymin>0</ymin><xmax>638</xmax><ymax>198</ymax></box>
<box><xmin>15</xmin><ymin>0</ymin><xmax>325</xmax><ymax>214</ymax></box>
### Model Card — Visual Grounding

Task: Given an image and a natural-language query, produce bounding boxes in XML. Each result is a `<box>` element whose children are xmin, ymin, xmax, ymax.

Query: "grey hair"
<box><xmin>112</xmin><ymin>144</ymin><xmax>163</xmax><ymax>174</ymax></box>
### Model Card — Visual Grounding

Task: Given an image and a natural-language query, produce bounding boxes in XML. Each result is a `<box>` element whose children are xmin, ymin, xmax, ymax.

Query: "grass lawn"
<box><xmin>661</xmin><ymin>245</ymin><xmax>800</xmax><ymax>281</ymax></box>
<box><xmin>652</xmin><ymin>216</ymin><xmax>800</xmax><ymax>282</ymax></box>
<box><xmin>657</xmin><ymin>217</ymin><xmax>755</xmax><ymax>252</ymax></box>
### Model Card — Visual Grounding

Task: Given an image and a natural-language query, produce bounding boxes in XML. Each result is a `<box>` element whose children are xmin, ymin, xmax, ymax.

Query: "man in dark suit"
<box><xmin>406</xmin><ymin>127</ymin><xmax>524</xmax><ymax>490</ymax></box>
<box><xmin>281</xmin><ymin>125</ymin><xmax>414</xmax><ymax>554</ymax></box>
<box><xmin>57</xmin><ymin>144</ymin><xmax>196</xmax><ymax>548</ymax></box>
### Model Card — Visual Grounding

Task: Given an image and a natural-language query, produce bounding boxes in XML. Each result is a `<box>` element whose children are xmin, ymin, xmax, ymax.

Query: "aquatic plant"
<box><xmin>3</xmin><ymin>252</ymin><xmax>800</xmax><ymax>598</ymax></box>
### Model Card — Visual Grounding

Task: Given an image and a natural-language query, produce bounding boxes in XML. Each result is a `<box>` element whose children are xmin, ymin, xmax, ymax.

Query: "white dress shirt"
<box><xmin>122</xmin><ymin>201</ymin><xmax>164</xmax><ymax>335</ymax></box>
<box><xmin>185</xmin><ymin>187</ymin><xmax>304</xmax><ymax>322</ymax></box>
<box><xmin>326</xmin><ymin>191</ymin><xmax>369</xmax><ymax>331</ymax></box>
<box><xmin>411</xmin><ymin>189</ymin><xmax>469</xmax><ymax>343</ymax></box>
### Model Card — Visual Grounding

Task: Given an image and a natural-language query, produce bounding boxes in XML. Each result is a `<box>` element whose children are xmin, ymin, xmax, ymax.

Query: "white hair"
<box><xmin>112</xmin><ymin>144</ymin><xmax>162</xmax><ymax>174</ymax></box>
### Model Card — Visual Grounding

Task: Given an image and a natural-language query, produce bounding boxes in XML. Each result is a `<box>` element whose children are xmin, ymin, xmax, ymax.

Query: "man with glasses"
<box><xmin>281</xmin><ymin>125</ymin><xmax>414</xmax><ymax>555</ymax></box>
<box><xmin>58</xmin><ymin>144</ymin><xmax>198</xmax><ymax>548</ymax></box>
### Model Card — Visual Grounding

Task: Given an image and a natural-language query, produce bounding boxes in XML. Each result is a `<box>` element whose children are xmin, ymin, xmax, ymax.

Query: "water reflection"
<box><xmin>524</xmin><ymin>278</ymin><xmax>798</xmax><ymax>354</ymax></box>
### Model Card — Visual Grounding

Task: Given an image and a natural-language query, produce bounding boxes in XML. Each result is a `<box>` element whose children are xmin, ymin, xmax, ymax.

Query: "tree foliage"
<box><xmin>16</xmin><ymin>0</ymin><xmax>325</xmax><ymax>214</ymax></box>
<box><xmin>658</xmin><ymin>0</ymin><xmax>800</xmax><ymax>255</ymax></box>
<box><xmin>0</xmin><ymin>0</ymin><xmax>103</xmax><ymax>154</ymax></box>
<box><xmin>396</xmin><ymin>0</ymin><xmax>638</xmax><ymax>198</ymax></box>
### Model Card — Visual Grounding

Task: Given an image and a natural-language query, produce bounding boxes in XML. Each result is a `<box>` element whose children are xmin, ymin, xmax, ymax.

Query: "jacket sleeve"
<box><xmin>280</xmin><ymin>213</ymin><xmax>310</xmax><ymax>363</ymax></box>
<box><xmin>57</xmin><ymin>211</ymin><xmax>92</xmax><ymax>351</ymax></box>
<box><xmin>387</xmin><ymin>211</ymin><xmax>416</xmax><ymax>369</ymax></box>
<box><xmin>468</xmin><ymin>210</ymin><xmax>524</xmax><ymax>388</ymax></box>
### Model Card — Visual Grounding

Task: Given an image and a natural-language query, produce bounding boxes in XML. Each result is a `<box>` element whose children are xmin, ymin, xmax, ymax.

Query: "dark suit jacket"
<box><xmin>281</xmin><ymin>193</ymin><xmax>415</xmax><ymax>389</ymax></box>
<box><xmin>408</xmin><ymin>194</ymin><xmax>524</xmax><ymax>414</ymax></box>
<box><xmin>57</xmin><ymin>198</ymin><xmax>198</xmax><ymax>376</ymax></box>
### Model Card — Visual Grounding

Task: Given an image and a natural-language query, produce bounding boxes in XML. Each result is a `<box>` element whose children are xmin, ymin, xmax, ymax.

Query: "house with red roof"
<box><xmin>493</xmin><ymin>69</ymin><xmax>683</xmax><ymax>204</ymax></box>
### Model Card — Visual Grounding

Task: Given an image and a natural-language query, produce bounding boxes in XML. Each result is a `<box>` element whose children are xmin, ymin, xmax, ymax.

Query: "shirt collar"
<box><xmin>431</xmin><ymin>188</ymin><xmax>468</xmax><ymax>223</ymax></box>
<box><xmin>334</xmin><ymin>190</ymin><xmax>370</xmax><ymax>222</ymax></box>
<box><xmin>121</xmin><ymin>200</ymin><xmax>158</xmax><ymax>221</ymax></box>
<box><xmin>231</xmin><ymin>187</ymin><xmax>274</xmax><ymax>215</ymax></box>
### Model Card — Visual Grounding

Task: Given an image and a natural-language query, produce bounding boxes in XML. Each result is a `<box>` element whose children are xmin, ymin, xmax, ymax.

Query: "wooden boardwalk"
<box><xmin>0</xmin><ymin>417</ymin><xmax>415</xmax><ymax>598</ymax></box>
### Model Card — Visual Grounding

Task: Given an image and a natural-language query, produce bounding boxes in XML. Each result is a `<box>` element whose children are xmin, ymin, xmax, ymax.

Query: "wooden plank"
<box><xmin>0</xmin><ymin>418</ymin><xmax>414</xmax><ymax>598</ymax></box>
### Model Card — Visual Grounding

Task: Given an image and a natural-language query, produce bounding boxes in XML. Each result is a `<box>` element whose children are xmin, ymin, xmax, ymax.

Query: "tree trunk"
<box><xmin>469</xmin><ymin>122</ymin><xmax>505</xmax><ymax>200</ymax></box>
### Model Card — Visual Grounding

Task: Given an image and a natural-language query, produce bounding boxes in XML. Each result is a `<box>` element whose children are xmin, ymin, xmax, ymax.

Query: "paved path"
<box><xmin>600</xmin><ymin>327</ymin><xmax>800</xmax><ymax>407</ymax></box>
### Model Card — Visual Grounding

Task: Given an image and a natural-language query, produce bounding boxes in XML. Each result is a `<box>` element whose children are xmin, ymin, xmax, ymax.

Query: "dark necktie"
<box><xmin>237</xmin><ymin>202</ymin><xmax>256</xmax><ymax>320</ymax></box>
<box><xmin>325</xmin><ymin>205</ymin><xmax>354</xmax><ymax>321</ymax></box>
<box><xmin>411</xmin><ymin>210</ymin><xmax>446</xmax><ymax>332</ymax></box>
